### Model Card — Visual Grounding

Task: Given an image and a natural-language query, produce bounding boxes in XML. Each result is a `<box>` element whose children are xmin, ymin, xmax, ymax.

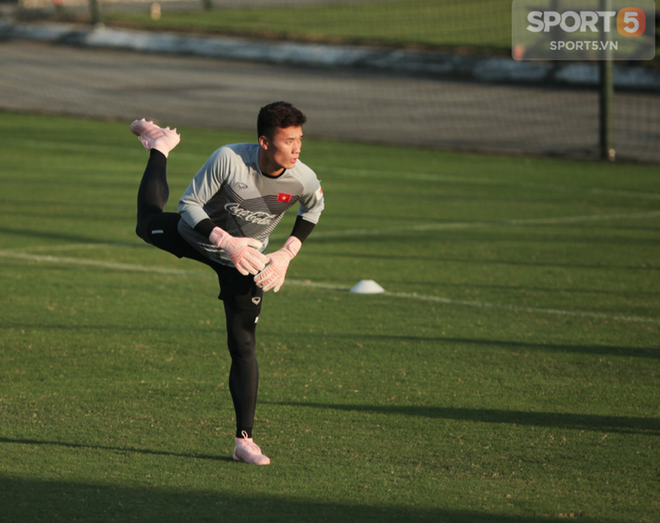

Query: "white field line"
<box><xmin>307</xmin><ymin>210</ymin><xmax>660</xmax><ymax>239</ymax></box>
<box><xmin>281</xmin><ymin>281</ymin><xmax>660</xmax><ymax>325</ymax></box>
<box><xmin>2</xmin><ymin>242</ymin><xmax>148</xmax><ymax>253</ymax></box>
<box><xmin>6</xmin><ymin>209</ymin><xmax>659</xmax><ymax>255</ymax></box>
<box><xmin>319</xmin><ymin>166</ymin><xmax>660</xmax><ymax>201</ymax></box>
<box><xmin>3</xmin><ymin>138</ymin><xmax>205</xmax><ymax>162</ymax></box>
<box><xmin>381</xmin><ymin>291</ymin><xmax>660</xmax><ymax>326</ymax></box>
<box><xmin>1</xmin><ymin>250</ymin><xmax>658</xmax><ymax>326</ymax></box>
<box><xmin>1</xmin><ymin>210</ymin><xmax>658</xmax><ymax>325</ymax></box>
<box><xmin>0</xmin><ymin>252</ymin><xmax>206</xmax><ymax>276</ymax></box>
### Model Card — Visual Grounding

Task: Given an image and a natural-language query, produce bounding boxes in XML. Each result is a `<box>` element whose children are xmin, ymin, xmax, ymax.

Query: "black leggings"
<box><xmin>137</xmin><ymin>149</ymin><xmax>262</xmax><ymax>439</ymax></box>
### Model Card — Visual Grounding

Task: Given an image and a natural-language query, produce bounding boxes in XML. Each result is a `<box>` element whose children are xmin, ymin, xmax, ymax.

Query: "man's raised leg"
<box><xmin>131</xmin><ymin>119</ymin><xmax>179</xmax><ymax>239</ymax></box>
<box><xmin>131</xmin><ymin>120</ymin><xmax>209</xmax><ymax>264</ymax></box>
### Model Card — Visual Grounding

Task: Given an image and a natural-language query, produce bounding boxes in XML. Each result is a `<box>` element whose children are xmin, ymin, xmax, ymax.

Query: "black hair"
<box><xmin>257</xmin><ymin>101</ymin><xmax>307</xmax><ymax>140</ymax></box>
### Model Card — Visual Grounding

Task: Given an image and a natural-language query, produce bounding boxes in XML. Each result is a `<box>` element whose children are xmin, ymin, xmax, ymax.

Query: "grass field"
<box><xmin>29</xmin><ymin>0</ymin><xmax>660</xmax><ymax>58</ymax></box>
<box><xmin>97</xmin><ymin>0</ymin><xmax>659</xmax><ymax>61</ymax></box>
<box><xmin>1</xmin><ymin>112</ymin><xmax>659</xmax><ymax>523</ymax></box>
<box><xmin>98</xmin><ymin>0</ymin><xmax>513</xmax><ymax>52</ymax></box>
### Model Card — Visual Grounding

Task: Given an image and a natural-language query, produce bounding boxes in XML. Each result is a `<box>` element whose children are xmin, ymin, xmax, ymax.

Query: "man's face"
<box><xmin>260</xmin><ymin>126</ymin><xmax>303</xmax><ymax>172</ymax></box>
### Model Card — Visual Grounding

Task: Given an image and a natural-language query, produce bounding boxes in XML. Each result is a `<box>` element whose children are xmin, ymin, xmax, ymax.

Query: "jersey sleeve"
<box><xmin>178</xmin><ymin>147</ymin><xmax>228</xmax><ymax>229</ymax></box>
<box><xmin>297</xmin><ymin>173</ymin><xmax>324</xmax><ymax>225</ymax></box>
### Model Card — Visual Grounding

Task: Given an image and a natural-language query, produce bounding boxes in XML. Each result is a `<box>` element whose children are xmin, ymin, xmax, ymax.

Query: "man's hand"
<box><xmin>254</xmin><ymin>236</ymin><xmax>302</xmax><ymax>292</ymax></box>
<box><xmin>209</xmin><ymin>227</ymin><xmax>268</xmax><ymax>276</ymax></box>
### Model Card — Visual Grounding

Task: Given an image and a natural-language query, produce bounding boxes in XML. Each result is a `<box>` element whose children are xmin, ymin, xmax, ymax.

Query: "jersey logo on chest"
<box><xmin>224</xmin><ymin>203</ymin><xmax>276</xmax><ymax>225</ymax></box>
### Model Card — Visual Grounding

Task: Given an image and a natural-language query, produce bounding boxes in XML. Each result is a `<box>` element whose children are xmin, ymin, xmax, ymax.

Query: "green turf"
<box><xmin>1</xmin><ymin>112</ymin><xmax>659</xmax><ymax>523</ymax></box>
<box><xmin>103</xmin><ymin>0</ymin><xmax>512</xmax><ymax>52</ymax></box>
<box><xmin>37</xmin><ymin>0</ymin><xmax>660</xmax><ymax>58</ymax></box>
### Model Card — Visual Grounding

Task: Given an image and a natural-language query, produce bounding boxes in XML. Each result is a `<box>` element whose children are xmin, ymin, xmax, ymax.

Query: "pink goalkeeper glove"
<box><xmin>254</xmin><ymin>236</ymin><xmax>302</xmax><ymax>292</ymax></box>
<box><xmin>209</xmin><ymin>227</ymin><xmax>268</xmax><ymax>276</ymax></box>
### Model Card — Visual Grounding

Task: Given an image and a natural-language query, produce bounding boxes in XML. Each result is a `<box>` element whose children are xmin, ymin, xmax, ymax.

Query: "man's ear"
<box><xmin>258</xmin><ymin>135</ymin><xmax>269</xmax><ymax>150</ymax></box>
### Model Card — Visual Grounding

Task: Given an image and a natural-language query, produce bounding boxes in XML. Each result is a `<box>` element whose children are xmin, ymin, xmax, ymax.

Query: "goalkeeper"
<box><xmin>131</xmin><ymin>102</ymin><xmax>324</xmax><ymax>465</ymax></box>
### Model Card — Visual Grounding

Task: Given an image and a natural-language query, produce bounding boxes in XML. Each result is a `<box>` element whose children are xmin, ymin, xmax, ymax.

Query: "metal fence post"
<box><xmin>89</xmin><ymin>0</ymin><xmax>102</xmax><ymax>26</ymax></box>
<box><xmin>599</xmin><ymin>0</ymin><xmax>615</xmax><ymax>161</ymax></box>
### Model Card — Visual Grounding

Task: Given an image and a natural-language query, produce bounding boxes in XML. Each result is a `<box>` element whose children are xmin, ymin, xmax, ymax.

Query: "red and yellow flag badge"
<box><xmin>277</xmin><ymin>192</ymin><xmax>292</xmax><ymax>203</ymax></box>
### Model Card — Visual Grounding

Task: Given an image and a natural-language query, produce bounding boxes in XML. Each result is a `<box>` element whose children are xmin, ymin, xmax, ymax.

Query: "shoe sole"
<box><xmin>233</xmin><ymin>449</ymin><xmax>270</xmax><ymax>465</ymax></box>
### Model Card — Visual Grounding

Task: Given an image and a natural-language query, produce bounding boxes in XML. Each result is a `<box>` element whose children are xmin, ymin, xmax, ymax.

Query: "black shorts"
<box><xmin>142</xmin><ymin>212</ymin><xmax>263</xmax><ymax>316</ymax></box>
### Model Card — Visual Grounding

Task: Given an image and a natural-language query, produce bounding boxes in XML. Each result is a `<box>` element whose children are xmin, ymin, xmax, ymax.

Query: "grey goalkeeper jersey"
<box><xmin>178</xmin><ymin>143</ymin><xmax>324</xmax><ymax>266</ymax></box>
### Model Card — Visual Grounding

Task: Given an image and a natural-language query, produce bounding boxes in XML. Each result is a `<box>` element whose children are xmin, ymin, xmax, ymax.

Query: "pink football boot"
<box><xmin>233</xmin><ymin>431</ymin><xmax>271</xmax><ymax>465</ymax></box>
<box><xmin>130</xmin><ymin>118</ymin><xmax>180</xmax><ymax>157</ymax></box>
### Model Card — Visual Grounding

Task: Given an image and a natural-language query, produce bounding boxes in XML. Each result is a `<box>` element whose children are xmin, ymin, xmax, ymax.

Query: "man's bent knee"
<box><xmin>136</xmin><ymin>220</ymin><xmax>152</xmax><ymax>244</ymax></box>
